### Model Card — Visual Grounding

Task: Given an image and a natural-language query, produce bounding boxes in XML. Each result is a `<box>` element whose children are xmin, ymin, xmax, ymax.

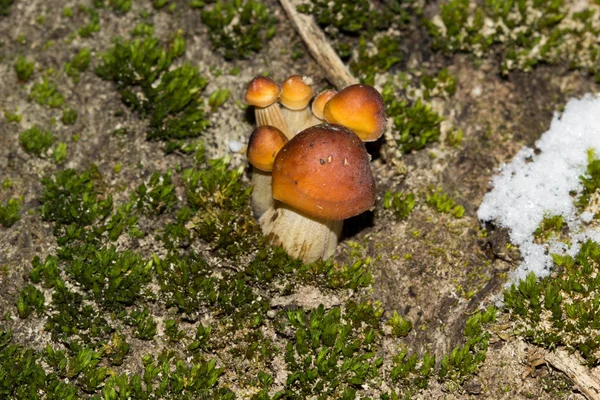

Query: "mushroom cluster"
<box><xmin>245</xmin><ymin>75</ymin><xmax>386</xmax><ymax>262</ymax></box>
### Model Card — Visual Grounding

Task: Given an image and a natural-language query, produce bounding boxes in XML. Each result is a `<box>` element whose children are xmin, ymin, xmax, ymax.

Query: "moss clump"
<box><xmin>14</xmin><ymin>56</ymin><xmax>34</xmax><ymax>82</ymax></box>
<box><xmin>97</xmin><ymin>35</ymin><xmax>210</xmax><ymax>141</ymax></box>
<box><xmin>576</xmin><ymin>150</ymin><xmax>600</xmax><ymax>211</ymax></box>
<box><xmin>29</xmin><ymin>78</ymin><xmax>65</xmax><ymax>108</ymax></box>
<box><xmin>438</xmin><ymin>306</ymin><xmax>497</xmax><ymax>386</ymax></box>
<box><xmin>426</xmin><ymin>0</ymin><xmax>600</xmax><ymax>77</ymax></box>
<box><xmin>534</xmin><ymin>215</ymin><xmax>566</xmax><ymax>242</ymax></box>
<box><xmin>0</xmin><ymin>198</ymin><xmax>21</xmax><ymax>227</ymax></box>
<box><xmin>426</xmin><ymin>189</ymin><xmax>465</xmax><ymax>218</ymax></box>
<box><xmin>383</xmin><ymin>190</ymin><xmax>416</xmax><ymax>220</ymax></box>
<box><xmin>16</xmin><ymin>284</ymin><xmax>45</xmax><ymax>319</ymax></box>
<box><xmin>273</xmin><ymin>302</ymin><xmax>384</xmax><ymax>398</ymax></box>
<box><xmin>61</xmin><ymin>108</ymin><xmax>78</xmax><ymax>125</ymax></box>
<box><xmin>200</xmin><ymin>0</ymin><xmax>276</xmax><ymax>60</ymax></box>
<box><xmin>65</xmin><ymin>48</ymin><xmax>91</xmax><ymax>84</ymax></box>
<box><xmin>504</xmin><ymin>240</ymin><xmax>600</xmax><ymax>366</ymax></box>
<box><xmin>383</xmin><ymin>81</ymin><xmax>445</xmax><ymax>154</ymax></box>
<box><xmin>19</xmin><ymin>126</ymin><xmax>56</xmax><ymax>157</ymax></box>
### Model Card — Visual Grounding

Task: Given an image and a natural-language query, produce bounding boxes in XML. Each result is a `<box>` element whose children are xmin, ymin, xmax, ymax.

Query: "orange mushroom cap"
<box><xmin>272</xmin><ymin>124</ymin><xmax>376</xmax><ymax>220</ymax></box>
<box><xmin>323</xmin><ymin>84</ymin><xmax>386</xmax><ymax>142</ymax></box>
<box><xmin>311</xmin><ymin>89</ymin><xmax>337</xmax><ymax>120</ymax></box>
<box><xmin>245</xmin><ymin>76</ymin><xmax>281</xmax><ymax>108</ymax></box>
<box><xmin>247</xmin><ymin>125</ymin><xmax>288</xmax><ymax>172</ymax></box>
<box><xmin>280</xmin><ymin>75</ymin><xmax>314</xmax><ymax>110</ymax></box>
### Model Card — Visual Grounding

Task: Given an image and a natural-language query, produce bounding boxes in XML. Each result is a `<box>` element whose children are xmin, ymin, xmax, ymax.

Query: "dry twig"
<box><xmin>279</xmin><ymin>0</ymin><xmax>358</xmax><ymax>89</ymax></box>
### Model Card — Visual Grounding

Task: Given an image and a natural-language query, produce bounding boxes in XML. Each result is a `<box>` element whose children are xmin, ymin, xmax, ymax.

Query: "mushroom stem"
<box><xmin>281</xmin><ymin>107</ymin><xmax>315</xmax><ymax>135</ymax></box>
<box><xmin>259</xmin><ymin>202</ymin><xmax>343</xmax><ymax>262</ymax></box>
<box><xmin>256</xmin><ymin>104</ymin><xmax>292</xmax><ymax>139</ymax></box>
<box><xmin>250</xmin><ymin>168</ymin><xmax>272</xmax><ymax>218</ymax></box>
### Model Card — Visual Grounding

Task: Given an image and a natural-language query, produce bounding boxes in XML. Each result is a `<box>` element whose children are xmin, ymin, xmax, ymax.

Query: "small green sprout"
<box><xmin>16</xmin><ymin>284</ymin><xmax>45</xmax><ymax>319</ymax></box>
<box><xmin>61</xmin><ymin>108</ymin><xmax>78</xmax><ymax>125</ymax></box>
<box><xmin>208</xmin><ymin>88</ymin><xmax>230</xmax><ymax>110</ymax></box>
<box><xmin>4</xmin><ymin>109</ymin><xmax>22</xmax><ymax>123</ymax></box>
<box><xmin>53</xmin><ymin>142</ymin><xmax>68</xmax><ymax>164</ymax></box>
<box><xmin>426</xmin><ymin>189</ymin><xmax>465</xmax><ymax>218</ymax></box>
<box><xmin>534</xmin><ymin>215</ymin><xmax>565</xmax><ymax>242</ymax></box>
<box><xmin>383</xmin><ymin>191</ymin><xmax>416</xmax><ymax>220</ymax></box>
<box><xmin>0</xmin><ymin>198</ymin><xmax>22</xmax><ymax>228</ymax></box>
<box><xmin>0</xmin><ymin>0</ymin><xmax>14</xmax><ymax>16</ymax></box>
<box><xmin>19</xmin><ymin>126</ymin><xmax>56</xmax><ymax>157</ymax></box>
<box><xmin>109</xmin><ymin>0</ymin><xmax>131</xmax><ymax>13</ymax></box>
<box><xmin>62</xmin><ymin>6</ymin><xmax>73</xmax><ymax>17</ymax></box>
<box><xmin>576</xmin><ymin>150</ymin><xmax>600</xmax><ymax>211</ymax></box>
<box><xmin>65</xmin><ymin>48</ymin><xmax>91</xmax><ymax>84</ymax></box>
<box><xmin>29</xmin><ymin>78</ymin><xmax>65</xmax><ymax>108</ymax></box>
<box><xmin>14</xmin><ymin>56</ymin><xmax>34</xmax><ymax>82</ymax></box>
<box><xmin>387</xmin><ymin>311</ymin><xmax>412</xmax><ymax>337</ymax></box>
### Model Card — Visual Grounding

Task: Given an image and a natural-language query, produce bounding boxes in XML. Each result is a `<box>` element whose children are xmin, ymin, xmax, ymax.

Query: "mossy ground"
<box><xmin>1</xmin><ymin>0</ymin><xmax>600</xmax><ymax>398</ymax></box>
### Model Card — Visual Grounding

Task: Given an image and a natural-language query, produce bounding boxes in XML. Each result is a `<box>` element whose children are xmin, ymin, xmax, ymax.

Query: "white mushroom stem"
<box><xmin>281</xmin><ymin>107</ymin><xmax>315</xmax><ymax>136</ymax></box>
<box><xmin>250</xmin><ymin>168</ymin><xmax>272</xmax><ymax>218</ymax></box>
<box><xmin>259</xmin><ymin>202</ymin><xmax>343</xmax><ymax>263</ymax></box>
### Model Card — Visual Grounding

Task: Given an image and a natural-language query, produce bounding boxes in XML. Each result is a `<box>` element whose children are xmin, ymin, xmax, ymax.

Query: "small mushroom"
<box><xmin>259</xmin><ymin>123</ymin><xmax>376</xmax><ymax>262</ymax></box>
<box><xmin>279</xmin><ymin>75</ymin><xmax>314</xmax><ymax>135</ymax></box>
<box><xmin>245</xmin><ymin>76</ymin><xmax>291</xmax><ymax>138</ymax></box>
<box><xmin>323</xmin><ymin>84</ymin><xmax>386</xmax><ymax>142</ymax></box>
<box><xmin>247</xmin><ymin>125</ymin><xmax>288</xmax><ymax>218</ymax></box>
<box><xmin>311</xmin><ymin>89</ymin><xmax>337</xmax><ymax>121</ymax></box>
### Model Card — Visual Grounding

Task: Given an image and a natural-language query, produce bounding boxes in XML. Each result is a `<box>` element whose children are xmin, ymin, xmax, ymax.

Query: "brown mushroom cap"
<box><xmin>322</xmin><ymin>84</ymin><xmax>386</xmax><ymax>142</ymax></box>
<box><xmin>271</xmin><ymin>123</ymin><xmax>376</xmax><ymax>220</ymax></box>
<box><xmin>280</xmin><ymin>75</ymin><xmax>314</xmax><ymax>110</ymax></box>
<box><xmin>245</xmin><ymin>76</ymin><xmax>281</xmax><ymax>108</ymax></box>
<box><xmin>311</xmin><ymin>89</ymin><xmax>337</xmax><ymax>120</ymax></box>
<box><xmin>247</xmin><ymin>125</ymin><xmax>288</xmax><ymax>172</ymax></box>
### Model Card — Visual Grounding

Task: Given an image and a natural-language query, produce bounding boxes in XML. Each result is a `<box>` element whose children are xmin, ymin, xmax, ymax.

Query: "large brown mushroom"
<box><xmin>259</xmin><ymin>123</ymin><xmax>376</xmax><ymax>262</ymax></box>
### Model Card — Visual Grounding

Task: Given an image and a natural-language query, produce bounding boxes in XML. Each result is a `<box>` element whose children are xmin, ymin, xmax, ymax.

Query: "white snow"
<box><xmin>477</xmin><ymin>94</ymin><xmax>600</xmax><ymax>282</ymax></box>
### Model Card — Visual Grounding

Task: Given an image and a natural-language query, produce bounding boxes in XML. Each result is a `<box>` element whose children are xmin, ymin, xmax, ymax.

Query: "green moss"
<box><xmin>505</xmin><ymin>240</ymin><xmax>600</xmax><ymax>366</ymax></box>
<box><xmin>534</xmin><ymin>215</ymin><xmax>565</xmax><ymax>242</ymax></box>
<box><xmin>0</xmin><ymin>198</ymin><xmax>21</xmax><ymax>227</ymax></box>
<box><xmin>14</xmin><ymin>56</ymin><xmax>34</xmax><ymax>82</ymax></box>
<box><xmin>208</xmin><ymin>88</ymin><xmax>230</xmax><ymax>110</ymax></box>
<box><xmin>61</xmin><ymin>108</ymin><xmax>78</xmax><ymax>125</ymax></box>
<box><xmin>350</xmin><ymin>35</ymin><xmax>402</xmax><ymax>85</ymax></box>
<box><xmin>78</xmin><ymin>7</ymin><xmax>100</xmax><ymax>38</ymax></box>
<box><xmin>29</xmin><ymin>78</ymin><xmax>65</xmax><ymax>108</ymax></box>
<box><xmin>383</xmin><ymin>191</ymin><xmax>416</xmax><ymax>220</ymax></box>
<box><xmin>200</xmin><ymin>0</ymin><xmax>276</xmax><ymax>60</ymax></box>
<box><xmin>438</xmin><ymin>306</ymin><xmax>496</xmax><ymax>386</ymax></box>
<box><xmin>97</xmin><ymin>35</ymin><xmax>210</xmax><ymax>141</ymax></box>
<box><xmin>426</xmin><ymin>0</ymin><xmax>600</xmax><ymax>76</ymax></box>
<box><xmin>426</xmin><ymin>189</ymin><xmax>465</xmax><ymax>218</ymax></box>
<box><xmin>65</xmin><ymin>48</ymin><xmax>91</xmax><ymax>84</ymax></box>
<box><xmin>4</xmin><ymin>109</ymin><xmax>22</xmax><ymax>123</ymax></box>
<box><xmin>576</xmin><ymin>150</ymin><xmax>600</xmax><ymax>212</ymax></box>
<box><xmin>19</xmin><ymin>126</ymin><xmax>56</xmax><ymax>157</ymax></box>
<box><xmin>109</xmin><ymin>0</ymin><xmax>131</xmax><ymax>13</ymax></box>
<box><xmin>274</xmin><ymin>303</ymin><xmax>384</xmax><ymax>398</ymax></box>
<box><xmin>62</xmin><ymin>6</ymin><xmax>74</xmax><ymax>17</ymax></box>
<box><xmin>16</xmin><ymin>284</ymin><xmax>45</xmax><ymax>319</ymax></box>
<box><xmin>387</xmin><ymin>311</ymin><xmax>413</xmax><ymax>337</ymax></box>
<box><xmin>383</xmin><ymin>81</ymin><xmax>444</xmax><ymax>153</ymax></box>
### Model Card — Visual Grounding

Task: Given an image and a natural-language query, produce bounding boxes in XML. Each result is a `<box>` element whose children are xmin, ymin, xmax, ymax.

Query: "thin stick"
<box><xmin>279</xmin><ymin>0</ymin><xmax>358</xmax><ymax>90</ymax></box>
<box><xmin>543</xmin><ymin>347</ymin><xmax>600</xmax><ymax>400</ymax></box>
